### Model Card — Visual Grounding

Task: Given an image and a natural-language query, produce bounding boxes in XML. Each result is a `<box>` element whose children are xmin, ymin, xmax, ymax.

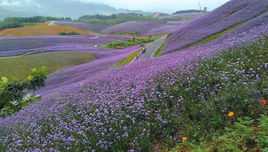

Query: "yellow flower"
<box><xmin>1</xmin><ymin>77</ymin><xmax>8</xmax><ymax>84</ymax></box>
<box><xmin>31</xmin><ymin>68</ymin><xmax>37</xmax><ymax>73</ymax></box>
<box><xmin>182</xmin><ymin>137</ymin><xmax>188</xmax><ymax>142</ymax></box>
<box><xmin>28</xmin><ymin>75</ymin><xmax>33</xmax><ymax>81</ymax></box>
<box><xmin>228</xmin><ymin>112</ymin><xmax>234</xmax><ymax>117</ymax></box>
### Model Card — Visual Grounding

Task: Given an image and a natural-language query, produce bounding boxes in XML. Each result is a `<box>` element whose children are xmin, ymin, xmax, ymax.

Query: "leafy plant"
<box><xmin>0</xmin><ymin>67</ymin><xmax>48</xmax><ymax>117</ymax></box>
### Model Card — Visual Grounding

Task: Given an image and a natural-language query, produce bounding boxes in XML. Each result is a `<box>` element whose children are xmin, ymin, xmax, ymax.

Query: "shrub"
<box><xmin>0</xmin><ymin>67</ymin><xmax>48</xmax><ymax>117</ymax></box>
<box><xmin>106</xmin><ymin>37</ymin><xmax>155</xmax><ymax>49</ymax></box>
<box><xmin>59</xmin><ymin>31</ymin><xmax>81</xmax><ymax>35</ymax></box>
<box><xmin>27</xmin><ymin>66</ymin><xmax>48</xmax><ymax>91</ymax></box>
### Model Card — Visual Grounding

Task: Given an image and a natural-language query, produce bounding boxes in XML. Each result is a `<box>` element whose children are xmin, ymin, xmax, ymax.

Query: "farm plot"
<box><xmin>0</xmin><ymin>51</ymin><xmax>95</xmax><ymax>80</ymax></box>
<box><xmin>0</xmin><ymin>21</ymin><xmax>92</xmax><ymax>37</ymax></box>
<box><xmin>0</xmin><ymin>34</ymin><xmax>130</xmax><ymax>57</ymax></box>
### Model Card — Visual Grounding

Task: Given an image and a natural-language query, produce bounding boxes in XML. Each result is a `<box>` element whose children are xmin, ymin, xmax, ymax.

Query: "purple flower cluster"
<box><xmin>164</xmin><ymin>0</ymin><xmax>268</xmax><ymax>52</ymax></box>
<box><xmin>101</xmin><ymin>21</ymin><xmax>161</xmax><ymax>34</ymax></box>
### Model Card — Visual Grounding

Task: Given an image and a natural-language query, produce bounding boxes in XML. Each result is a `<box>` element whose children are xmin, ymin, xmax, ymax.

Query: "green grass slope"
<box><xmin>0</xmin><ymin>51</ymin><xmax>95</xmax><ymax>80</ymax></box>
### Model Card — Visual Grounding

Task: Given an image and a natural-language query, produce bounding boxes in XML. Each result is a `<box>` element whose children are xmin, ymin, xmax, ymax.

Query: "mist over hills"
<box><xmin>0</xmin><ymin>0</ymin><xmax>150</xmax><ymax>20</ymax></box>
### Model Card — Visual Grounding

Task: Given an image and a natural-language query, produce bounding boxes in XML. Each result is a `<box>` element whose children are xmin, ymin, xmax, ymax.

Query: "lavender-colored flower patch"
<box><xmin>101</xmin><ymin>21</ymin><xmax>162</xmax><ymax>34</ymax></box>
<box><xmin>0</xmin><ymin>34</ymin><xmax>130</xmax><ymax>57</ymax></box>
<box><xmin>164</xmin><ymin>0</ymin><xmax>268</xmax><ymax>52</ymax></box>
<box><xmin>55</xmin><ymin>21</ymin><xmax>109</xmax><ymax>32</ymax></box>
<box><xmin>37</xmin><ymin>45</ymin><xmax>140</xmax><ymax>95</ymax></box>
<box><xmin>146</xmin><ymin>21</ymin><xmax>185</xmax><ymax>35</ymax></box>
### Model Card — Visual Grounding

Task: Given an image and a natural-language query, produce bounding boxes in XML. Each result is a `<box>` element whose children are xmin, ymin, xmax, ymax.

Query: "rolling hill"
<box><xmin>164</xmin><ymin>0</ymin><xmax>268</xmax><ymax>53</ymax></box>
<box><xmin>0</xmin><ymin>21</ymin><xmax>92</xmax><ymax>37</ymax></box>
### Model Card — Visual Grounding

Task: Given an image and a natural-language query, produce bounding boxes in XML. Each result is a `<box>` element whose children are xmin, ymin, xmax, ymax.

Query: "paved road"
<box><xmin>136</xmin><ymin>35</ymin><xmax>167</xmax><ymax>60</ymax></box>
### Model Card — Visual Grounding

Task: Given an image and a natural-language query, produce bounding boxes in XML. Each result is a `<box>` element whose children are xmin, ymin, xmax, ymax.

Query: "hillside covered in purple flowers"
<box><xmin>0</xmin><ymin>0</ymin><xmax>267</xmax><ymax>151</ymax></box>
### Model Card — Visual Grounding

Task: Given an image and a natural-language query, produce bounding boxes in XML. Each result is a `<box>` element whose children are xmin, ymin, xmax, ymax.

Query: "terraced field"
<box><xmin>0</xmin><ymin>21</ymin><xmax>93</xmax><ymax>37</ymax></box>
<box><xmin>0</xmin><ymin>51</ymin><xmax>95</xmax><ymax>80</ymax></box>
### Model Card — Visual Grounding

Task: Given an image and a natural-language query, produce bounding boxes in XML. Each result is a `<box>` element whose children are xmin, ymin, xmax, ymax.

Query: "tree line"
<box><xmin>0</xmin><ymin>16</ymin><xmax>72</xmax><ymax>31</ymax></box>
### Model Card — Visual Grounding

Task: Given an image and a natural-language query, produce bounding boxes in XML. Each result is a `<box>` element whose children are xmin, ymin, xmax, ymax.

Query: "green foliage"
<box><xmin>0</xmin><ymin>141</ymin><xmax>6</xmax><ymax>152</ymax></box>
<box><xmin>154</xmin><ymin>41</ymin><xmax>166</xmax><ymax>57</ymax></box>
<box><xmin>0</xmin><ymin>21</ymin><xmax>23</xmax><ymax>30</ymax></box>
<box><xmin>27</xmin><ymin>66</ymin><xmax>48</xmax><ymax>91</ymax></box>
<box><xmin>59</xmin><ymin>31</ymin><xmax>81</xmax><ymax>35</ymax></box>
<box><xmin>4</xmin><ymin>16</ymin><xmax>72</xmax><ymax>23</ymax></box>
<box><xmin>79</xmin><ymin>14</ymin><xmax>117</xmax><ymax>20</ymax></box>
<box><xmin>0</xmin><ymin>16</ymin><xmax>72</xmax><ymax>31</ymax></box>
<box><xmin>0</xmin><ymin>51</ymin><xmax>95</xmax><ymax>80</ymax></box>
<box><xmin>0</xmin><ymin>81</ymin><xmax>26</xmax><ymax>109</ymax></box>
<box><xmin>113</xmin><ymin>31</ymin><xmax>141</xmax><ymax>36</ymax></box>
<box><xmin>113</xmin><ymin>49</ymin><xmax>141</xmax><ymax>68</ymax></box>
<box><xmin>0</xmin><ymin>67</ymin><xmax>47</xmax><ymax>117</ymax></box>
<box><xmin>106</xmin><ymin>38</ymin><xmax>155</xmax><ymax>49</ymax></box>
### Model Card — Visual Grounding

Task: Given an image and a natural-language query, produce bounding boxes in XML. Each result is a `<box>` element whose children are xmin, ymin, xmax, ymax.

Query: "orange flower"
<box><xmin>228</xmin><ymin>112</ymin><xmax>234</xmax><ymax>117</ymax></box>
<box><xmin>182</xmin><ymin>137</ymin><xmax>188</xmax><ymax>142</ymax></box>
<box><xmin>261</xmin><ymin>99</ymin><xmax>266</xmax><ymax>105</ymax></box>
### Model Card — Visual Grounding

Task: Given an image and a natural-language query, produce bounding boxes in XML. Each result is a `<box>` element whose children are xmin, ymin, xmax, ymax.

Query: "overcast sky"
<box><xmin>0</xmin><ymin>0</ymin><xmax>230</xmax><ymax>13</ymax></box>
<box><xmin>78</xmin><ymin>0</ymin><xmax>230</xmax><ymax>13</ymax></box>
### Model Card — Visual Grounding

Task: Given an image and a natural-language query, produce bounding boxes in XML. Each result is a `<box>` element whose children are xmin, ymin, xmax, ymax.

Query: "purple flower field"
<box><xmin>37</xmin><ymin>45</ymin><xmax>140</xmax><ymax>95</ymax></box>
<box><xmin>1</xmin><ymin>8</ymin><xmax>267</xmax><ymax>151</ymax></box>
<box><xmin>55</xmin><ymin>21</ymin><xmax>109</xmax><ymax>32</ymax></box>
<box><xmin>0</xmin><ymin>34</ymin><xmax>130</xmax><ymax>57</ymax></box>
<box><xmin>164</xmin><ymin>0</ymin><xmax>268</xmax><ymax>53</ymax></box>
<box><xmin>101</xmin><ymin>21</ymin><xmax>162</xmax><ymax>34</ymax></box>
<box><xmin>145</xmin><ymin>21</ymin><xmax>185</xmax><ymax>35</ymax></box>
<box><xmin>0</xmin><ymin>0</ymin><xmax>267</xmax><ymax>151</ymax></box>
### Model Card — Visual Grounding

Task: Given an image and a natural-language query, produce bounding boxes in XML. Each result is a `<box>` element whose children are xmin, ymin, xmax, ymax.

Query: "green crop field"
<box><xmin>0</xmin><ymin>51</ymin><xmax>95</xmax><ymax>80</ymax></box>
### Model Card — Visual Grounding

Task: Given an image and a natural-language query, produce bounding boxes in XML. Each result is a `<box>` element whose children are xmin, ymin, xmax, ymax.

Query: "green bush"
<box><xmin>59</xmin><ymin>31</ymin><xmax>81</xmax><ymax>35</ymax></box>
<box><xmin>106</xmin><ymin>37</ymin><xmax>155</xmax><ymax>49</ymax></box>
<box><xmin>0</xmin><ymin>21</ymin><xmax>23</xmax><ymax>30</ymax></box>
<box><xmin>172</xmin><ymin>116</ymin><xmax>268</xmax><ymax>152</ymax></box>
<box><xmin>0</xmin><ymin>67</ymin><xmax>47</xmax><ymax>117</ymax></box>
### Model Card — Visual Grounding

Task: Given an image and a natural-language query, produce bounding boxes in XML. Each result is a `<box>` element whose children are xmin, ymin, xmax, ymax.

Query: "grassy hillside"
<box><xmin>0</xmin><ymin>51</ymin><xmax>95</xmax><ymax>80</ymax></box>
<box><xmin>113</xmin><ymin>49</ymin><xmax>141</xmax><ymax>68</ymax></box>
<box><xmin>82</xmin><ymin>14</ymin><xmax>175</xmax><ymax>26</ymax></box>
<box><xmin>0</xmin><ymin>22</ymin><xmax>92</xmax><ymax>37</ymax></box>
<box><xmin>106</xmin><ymin>37</ymin><xmax>155</xmax><ymax>49</ymax></box>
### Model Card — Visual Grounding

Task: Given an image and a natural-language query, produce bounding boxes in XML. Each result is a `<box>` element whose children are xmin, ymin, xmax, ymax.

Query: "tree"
<box><xmin>27</xmin><ymin>66</ymin><xmax>48</xmax><ymax>91</ymax></box>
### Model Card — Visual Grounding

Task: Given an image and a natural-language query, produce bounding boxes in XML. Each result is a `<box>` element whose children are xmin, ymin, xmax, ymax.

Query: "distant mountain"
<box><xmin>0</xmin><ymin>0</ymin><xmax>150</xmax><ymax>20</ymax></box>
<box><xmin>0</xmin><ymin>7</ymin><xmax>36</xmax><ymax>20</ymax></box>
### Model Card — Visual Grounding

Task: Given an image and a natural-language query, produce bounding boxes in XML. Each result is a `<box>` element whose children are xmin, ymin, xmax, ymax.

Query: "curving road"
<box><xmin>136</xmin><ymin>35</ymin><xmax>167</xmax><ymax>60</ymax></box>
